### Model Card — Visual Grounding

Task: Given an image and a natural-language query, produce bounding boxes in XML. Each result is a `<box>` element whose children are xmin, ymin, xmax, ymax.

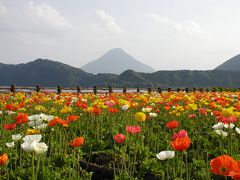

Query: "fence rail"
<box><xmin>0</xmin><ymin>85</ymin><xmax>236</xmax><ymax>94</ymax></box>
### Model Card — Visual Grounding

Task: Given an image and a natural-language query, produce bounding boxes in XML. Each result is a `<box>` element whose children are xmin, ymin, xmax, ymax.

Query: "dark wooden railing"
<box><xmin>0</xmin><ymin>85</ymin><xmax>238</xmax><ymax>94</ymax></box>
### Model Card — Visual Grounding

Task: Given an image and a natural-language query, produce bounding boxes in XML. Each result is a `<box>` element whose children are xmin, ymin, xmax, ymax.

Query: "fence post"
<box><xmin>108</xmin><ymin>86</ymin><xmax>113</xmax><ymax>94</ymax></box>
<box><xmin>137</xmin><ymin>86</ymin><xmax>140</xmax><ymax>93</ymax></box>
<box><xmin>36</xmin><ymin>85</ymin><xmax>41</xmax><ymax>93</ymax></box>
<box><xmin>123</xmin><ymin>87</ymin><xmax>127</xmax><ymax>93</ymax></box>
<box><xmin>57</xmin><ymin>86</ymin><xmax>62</xmax><ymax>94</ymax></box>
<box><xmin>10</xmin><ymin>84</ymin><xmax>16</xmax><ymax>93</ymax></box>
<box><xmin>76</xmin><ymin>86</ymin><xmax>81</xmax><ymax>94</ymax></box>
<box><xmin>93</xmin><ymin>86</ymin><xmax>97</xmax><ymax>95</ymax></box>
<box><xmin>148</xmin><ymin>88</ymin><xmax>152</xmax><ymax>94</ymax></box>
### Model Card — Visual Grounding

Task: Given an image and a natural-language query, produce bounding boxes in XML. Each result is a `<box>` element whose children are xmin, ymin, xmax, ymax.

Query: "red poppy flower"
<box><xmin>113</xmin><ymin>134</ymin><xmax>126</xmax><ymax>144</ymax></box>
<box><xmin>170</xmin><ymin>137</ymin><xmax>191</xmax><ymax>151</ymax></box>
<box><xmin>229</xmin><ymin>161</ymin><xmax>240</xmax><ymax>180</ymax></box>
<box><xmin>15</xmin><ymin>113</ymin><xmax>28</xmax><ymax>124</ymax></box>
<box><xmin>3</xmin><ymin>123</ymin><xmax>16</xmax><ymax>130</ymax></box>
<box><xmin>189</xmin><ymin>114</ymin><xmax>196</xmax><ymax>119</ymax></box>
<box><xmin>166</xmin><ymin>120</ymin><xmax>179</xmax><ymax>129</ymax></box>
<box><xmin>109</xmin><ymin>107</ymin><xmax>118</xmax><ymax>113</ymax></box>
<box><xmin>210</xmin><ymin>155</ymin><xmax>238</xmax><ymax>176</ymax></box>
<box><xmin>172</xmin><ymin>130</ymin><xmax>188</xmax><ymax>140</ymax></box>
<box><xmin>126</xmin><ymin>126</ymin><xmax>141</xmax><ymax>134</ymax></box>
<box><xmin>69</xmin><ymin>137</ymin><xmax>85</xmax><ymax>147</ymax></box>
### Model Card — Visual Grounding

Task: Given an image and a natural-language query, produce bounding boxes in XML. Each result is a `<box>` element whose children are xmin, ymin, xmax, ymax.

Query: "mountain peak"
<box><xmin>81</xmin><ymin>48</ymin><xmax>155</xmax><ymax>74</ymax></box>
<box><xmin>215</xmin><ymin>54</ymin><xmax>240</xmax><ymax>71</ymax></box>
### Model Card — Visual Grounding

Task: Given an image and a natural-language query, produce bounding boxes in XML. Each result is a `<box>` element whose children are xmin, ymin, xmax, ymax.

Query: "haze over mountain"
<box><xmin>81</xmin><ymin>48</ymin><xmax>155</xmax><ymax>74</ymax></box>
<box><xmin>215</xmin><ymin>54</ymin><xmax>240</xmax><ymax>71</ymax></box>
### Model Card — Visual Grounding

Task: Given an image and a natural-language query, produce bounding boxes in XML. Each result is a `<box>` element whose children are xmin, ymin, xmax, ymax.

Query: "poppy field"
<box><xmin>0</xmin><ymin>90</ymin><xmax>240</xmax><ymax>179</ymax></box>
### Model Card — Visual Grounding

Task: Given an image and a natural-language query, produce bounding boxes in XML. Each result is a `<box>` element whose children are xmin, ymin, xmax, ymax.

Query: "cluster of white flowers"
<box><xmin>21</xmin><ymin>134</ymin><xmax>48</xmax><ymax>154</ymax></box>
<box><xmin>28</xmin><ymin>113</ymin><xmax>54</xmax><ymax>129</ymax></box>
<box><xmin>6</xmin><ymin>133</ymin><xmax>23</xmax><ymax>148</ymax></box>
<box><xmin>212</xmin><ymin>122</ymin><xmax>240</xmax><ymax>137</ymax></box>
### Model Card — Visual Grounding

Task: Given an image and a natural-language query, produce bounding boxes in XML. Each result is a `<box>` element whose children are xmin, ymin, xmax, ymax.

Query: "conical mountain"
<box><xmin>215</xmin><ymin>54</ymin><xmax>240</xmax><ymax>71</ymax></box>
<box><xmin>81</xmin><ymin>48</ymin><xmax>155</xmax><ymax>74</ymax></box>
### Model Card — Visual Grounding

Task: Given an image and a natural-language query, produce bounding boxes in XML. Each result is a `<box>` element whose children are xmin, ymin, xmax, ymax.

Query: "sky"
<box><xmin>1</xmin><ymin>0</ymin><xmax>240</xmax><ymax>71</ymax></box>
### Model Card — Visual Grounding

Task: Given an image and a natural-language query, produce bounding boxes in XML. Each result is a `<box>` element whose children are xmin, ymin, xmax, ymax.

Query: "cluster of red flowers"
<box><xmin>3</xmin><ymin>123</ymin><xmax>16</xmax><ymax>130</ymax></box>
<box><xmin>210</xmin><ymin>155</ymin><xmax>240</xmax><ymax>179</ymax></box>
<box><xmin>15</xmin><ymin>113</ymin><xmax>28</xmax><ymax>124</ymax></box>
<box><xmin>113</xmin><ymin>125</ymin><xmax>142</xmax><ymax>144</ymax></box>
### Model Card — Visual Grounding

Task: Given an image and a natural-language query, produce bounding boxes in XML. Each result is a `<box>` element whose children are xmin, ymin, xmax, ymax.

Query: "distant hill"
<box><xmin>215</xmin><ymin>54</ymin><xmax>240</xmax><ymax>71</ymax></box>
<box><xmin>81</xmin><ymin>48</ymin><xmax>155</xmax><ymax>74</ymax></box>
<box><xmin>0</xmin><ymin>59</ymin><xmax>93</xmax><ymax>86</ymax></box>
<box><xmin>1</xmin><ymin>58</ymin><xmax>240</xmax><ymax>88</ymax></box>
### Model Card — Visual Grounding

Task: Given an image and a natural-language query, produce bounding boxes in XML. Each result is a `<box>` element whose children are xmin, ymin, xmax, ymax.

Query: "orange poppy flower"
<box><xmin>170</xmin><ymin>137</ymin><xmax>191</xmax><ymax>151</ymax></box>
<box><xmin>69</xmin><ymin>137</ymin><xmax>84</xmax><ymax>147</ymax></box>
<box><xmin>210</xmin><ymin>155</ymin><xmax>238</xmax><ymax>176</ymax></box>
<box><xmin>48</xmin><ymin>118</ymin><xmax>68</xmax><ymax>127</ymax></box>
<box><xmin>48</xmin><ymin>118</ymin><xmax>59</xmax><ymax>127</ymax></box>
<box><xmin>0</xmin><ymin>153</ymin><xmax>9</xmax><ymax>165</ymax></box>
<box><xmin>66</xmin><ymin>115</ymin><xmax>79</xmax><ymax>123</ymax></box>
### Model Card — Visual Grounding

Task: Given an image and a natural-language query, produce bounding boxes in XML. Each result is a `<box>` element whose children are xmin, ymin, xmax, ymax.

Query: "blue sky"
<box><xmin>0</xmin><ymin>0</ymin><xmax>240</xmax><ymax>70</ymax></box>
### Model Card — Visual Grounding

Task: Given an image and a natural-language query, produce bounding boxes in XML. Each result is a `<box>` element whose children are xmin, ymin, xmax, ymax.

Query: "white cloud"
<box><xmin>149</xmin><ymin>14</ymin><xmax>203</xmax><ymax>34</ymax></box>
<box><xmin>28</xmin><ymin>2</ymin><xmax>72</xmax><ymax>29</ymax></box>
<box><xmin>96</xmin><ymin>9</ymin><xmax>122</xmax><ymax>33</ymax></box>
<box><xmin>0</xmin><ymin>2</ymin><xmax>6</xmax><ymax>14</ymax></box>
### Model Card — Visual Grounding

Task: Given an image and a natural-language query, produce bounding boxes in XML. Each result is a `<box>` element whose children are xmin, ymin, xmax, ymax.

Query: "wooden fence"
<box><xmin>0</xmin><ymin>85</ymin><xmax>233</xmax><ymax>94</ymax></box>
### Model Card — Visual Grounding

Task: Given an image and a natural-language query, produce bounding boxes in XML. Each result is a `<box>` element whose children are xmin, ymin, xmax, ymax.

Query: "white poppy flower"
<box><xmin>34</xmin><ymin>123</ymin><xmax>47</xmax><ymax>130</ymax></box>
<box><xmin>22</xmin><ymin>134</ymin><xmax>42</xmax><ymax>143</ymax></box>
<box><xmin>214</xmin><ymin>130</ymin><xmax>228</xmax><ymax>137</ymax></box>
<box><xmin>156</xmin><ymin>151</ymin><xmax>175</xmax><ymax>160</ymax></box>
<box><xmin>212</xmin><ymin>122</ymin><xmax>224</xmax><ymax>130</ymax></box>
<box><xmin>21</xmin><ymin>141</ymin><xmax>38</xmax><ymax>152</ymax></box>
<box><xmin>142</xmin><ymin>107</ymin><xmax>152</xmax><ymax>113</ymax></box>
<box><xmin>39</xmin><ymin>113</ymin><xmax>54</xmax><ymax>122</ymax></box>
<box><xmin>224</xmin><ymin>123</ymin><xmax>235</xmax><ymax>129</ymax></box>
<box><xmin>235</xmin><ymin>127</ymin><xmax>240</xmax><ymax>134</ymax></box>
<box><xmin>7</xmin><ymin>110</ymin><xmax>16</xmax><ymax>115</ymax></box>
<box><xmin>12</xmin><ymin>134</ymin><xmax>22</xmax><ymax>141</ymax></box>
<box><xmin>28</xmin><ymin>114</ymin><xmax>41</xmax><ymax>121</ymax></box>
<box><xmin>6</xmin><ymin>141</ymin><xmax>15</xmax><ymax>148</ymax></box>
<box><xmin>121</xmin><ymin>105</ymin><xmax>129</xmax><ymax>110</ymax></box>
<box><xmin>34</xmin><ymin>142</ymin><xmax>48</xmax><ymax>154</ymax></box>
<box><xmin>149</xmin><ymin>113</ymin><xmax>157</xmax><ymax>117</ymax></box>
